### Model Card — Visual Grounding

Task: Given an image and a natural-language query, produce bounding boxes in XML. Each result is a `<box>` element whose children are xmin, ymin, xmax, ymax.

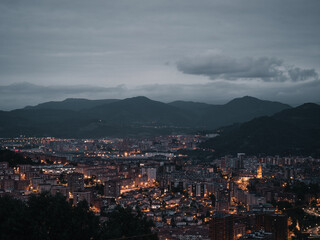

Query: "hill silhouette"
<box><xmin>0</xmin><ymin>96</ymin><xmax>291</xmax><ymax>138</ymax></box>
<box><xmin>202</xmin><ymin>103</ymin><xmax>320</xmax><ymax>157</ymax></box>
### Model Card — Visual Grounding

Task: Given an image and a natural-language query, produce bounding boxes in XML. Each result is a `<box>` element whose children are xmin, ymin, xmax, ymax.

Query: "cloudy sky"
<box><xmin>1</xmin><ymin>0</ymin><xmax>320</xmax><ymax>110</ymax></box>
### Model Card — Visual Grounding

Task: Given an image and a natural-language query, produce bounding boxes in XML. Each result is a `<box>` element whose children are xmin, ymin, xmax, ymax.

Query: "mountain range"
<box><xmin>202</xmin><ymin>103</ymin><xmax>320</xmax><ymax>157</ymax></box>
<box><xmin>0</xmin><ymin>96</ymin><xmax>291</xmax><ymax>138</ymax></box>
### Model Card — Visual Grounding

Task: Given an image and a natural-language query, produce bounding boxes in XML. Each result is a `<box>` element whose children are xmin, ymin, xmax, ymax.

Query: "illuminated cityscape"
<box><xmin>1</xmin><ymin>136</ymin><xmax>320</xmax><ymax>239</ymax></box>
<box><xmin>1</xmin><ymin>0</ymin><xmax>320</xmax><ymax>239</ymax></box>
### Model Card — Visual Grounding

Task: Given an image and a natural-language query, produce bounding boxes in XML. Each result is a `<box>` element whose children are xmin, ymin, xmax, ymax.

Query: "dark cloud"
<box><xmin>177</xmin><ymin>53</ymin><xmax>319</xmax><ymax>82</ymax></box>
<box><xmin>1</xmin><ymin>0</ymin><xmax>320</xmax><ymax>87</ymax></box>
<box><xmin>288</xmin><ymin>67</ymin><xmax>319</xmax><ymax>82</ymax></box>
<box><xmin>0</xmin><ymin>0</ymin><xmax>320</xmax><ymax>107</ymax></box>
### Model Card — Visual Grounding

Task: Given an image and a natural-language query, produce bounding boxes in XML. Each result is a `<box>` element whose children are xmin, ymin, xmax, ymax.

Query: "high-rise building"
<box><xmin>257</xmin><ymin>162</ymin><xmax>262</xmax><ymax>179</ymax></box>
<box><xmin>73</xmin><ymin>191</ymin><xmax>91</xmax><ymax>206</ymax></box>
<box><xmin>104</xmin><ymin>180</ymin><xmax>121</xmax><ymax>198</ymax></box>
<box><xmin>67</xmin><ymin>172</ymin><xmax>84</xmax><ymax>193</ymax></box>
<box><xmin>255</xmin><ymin>214</ymin><xmax>288</xmax><ymax>240</ymax></box>
<box><xmin>209</xmin><ymin>212</ymin><xmax>234</xmax><ymax>240</ymax></box>
<box><xmin>216</xmin><ymin>189</ymin><xmax>230</xmax><ymax>212</ymax></box>
<box><xmin>146</xmin><ymin>167</ymin><xmax>157</xmax><ymax>181</ymax></box>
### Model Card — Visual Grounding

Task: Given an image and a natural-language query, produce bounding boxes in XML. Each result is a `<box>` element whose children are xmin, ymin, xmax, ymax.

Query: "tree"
<box><xmin>0</xmin><ymin>193</ymin><xmax>99</xmax><ymax>240</ymax></box>
<box><xmin>0</xmin><ymin>149</ymin><xmax>36</xmax><ymax>167</ymax></box>
<box><xmin>100</xmin><ymin>205</ymin><xmax>158</xmax><ymax>240</ymax></box>
<box><xmin>0</xmin><ymin>195</ymin><xmax>30</xmax><ymax>240</ymax></box>
<box><xmin>0</xmin><ymin>194</ymin><xmax>158</xmax><ymax>240</ymax></box>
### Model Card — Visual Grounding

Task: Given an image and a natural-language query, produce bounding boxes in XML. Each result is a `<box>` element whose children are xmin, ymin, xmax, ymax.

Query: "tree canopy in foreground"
<box><xmin>0</xmin><ymin>193</ymin><xmax>157</xmax><ymax>240</ymax></box>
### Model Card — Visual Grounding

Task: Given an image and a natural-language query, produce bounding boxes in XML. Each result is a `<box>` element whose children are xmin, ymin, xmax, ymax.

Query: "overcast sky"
<box><xmin>1</xmin><ymin>0</ymin><xmax>320</xmax><ymax>110</ymax></box>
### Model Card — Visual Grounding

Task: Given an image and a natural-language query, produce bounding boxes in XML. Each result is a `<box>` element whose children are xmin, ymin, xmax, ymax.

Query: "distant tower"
<box><xmin>257</xmin><ymin>162</ymin><xmax>262</xmax><ymax>179</ymax></box>
<box><xmin>296</xmin><ymin>220</ymin><xmax>300</xmax><ymax>231</ymax></box>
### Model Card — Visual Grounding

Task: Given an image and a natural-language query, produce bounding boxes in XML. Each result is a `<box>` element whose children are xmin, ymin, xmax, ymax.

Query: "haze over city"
<box><xmin>1</xmin><ymin>0</ymin><xmax>320</xmax><ymax>110</ymax></box>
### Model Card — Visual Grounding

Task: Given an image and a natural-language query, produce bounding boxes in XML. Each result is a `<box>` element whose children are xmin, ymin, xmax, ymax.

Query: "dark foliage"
<box><xmin>100</xmin><ymin>205</ymin><xmax>158</xmax><ymax>240</ymax></box>
<box><xmin>0</xmin><ymin>193</ymin><xmax>157</xmax><ymax>240</ymax></box>
<box><xmin>0</xmin><ymin>193</ymin><xmax>100</xmax><ymax>240</ymax></box>
<box><xmin>0</xmin><ymin>149</ymin><xmax>36</xmax><ymax>167</ymax></box>
<box><xmin>285</xmin><ymin>181</ymin><xmax>319</xmax><ymax>204</ymax></box>
<box><xmin>285</xmin><ymin>207</ymin><xmax>320</xmax><ymax>233</ymax></box>
<box><xmin>0</xmin><ymin>195</ymin><xmax>28</xmax><ymax>240</ymax></box>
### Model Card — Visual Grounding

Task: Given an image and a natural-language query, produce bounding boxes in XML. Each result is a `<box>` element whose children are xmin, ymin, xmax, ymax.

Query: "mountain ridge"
<box><xmin>0</xmin><ymin>96</ymin><xmax>292</xmax><ymax>138</ymax></box>
<box><xmin>202</xmin><ymin>103</ymin><xmax>320</xmax><ymax>157</ymax></box>
<box><xmin>24</xmin><ymin>98</ymin><xmax>120</xmax><ymax>111</ymax></box>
